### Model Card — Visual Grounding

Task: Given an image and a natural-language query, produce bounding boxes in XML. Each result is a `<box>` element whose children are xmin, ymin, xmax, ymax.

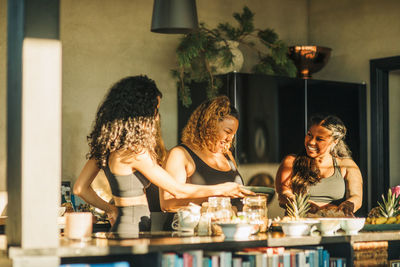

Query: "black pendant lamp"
<box><xmin>151</xmin><ymin>0</ymin><xmax>198</xmax><ymax>34</ymax></box>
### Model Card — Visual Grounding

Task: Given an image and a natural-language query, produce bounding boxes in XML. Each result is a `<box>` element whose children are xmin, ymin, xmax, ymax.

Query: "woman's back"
<box><xmin>103</xmin><ymin>153</ymin><xmax>151</xmax><ymax>236</ymax></box>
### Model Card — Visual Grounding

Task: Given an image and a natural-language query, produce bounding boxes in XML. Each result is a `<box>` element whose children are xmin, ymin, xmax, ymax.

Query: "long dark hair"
<box><xmin>291</xmin><ymin>114</ymin><xmax>351</xmax><ymax>194</ymax></box>
<box><xmin>87</xmin><ymin>75</ymin><xmax>165</xmax><ymax>168</ymax></box>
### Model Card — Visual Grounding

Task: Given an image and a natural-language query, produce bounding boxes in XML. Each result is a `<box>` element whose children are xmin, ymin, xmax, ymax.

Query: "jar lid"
<box><xmin>208</xmin><ymin>196</ymin><xmax>231</xmax><ymax>206</ymax></box>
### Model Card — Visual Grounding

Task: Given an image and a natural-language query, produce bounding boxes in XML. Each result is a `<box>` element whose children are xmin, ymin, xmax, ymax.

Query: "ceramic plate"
<box><xmin>242</xmin><ymin>186</ymin><xmax>275</xmax><ymax>195</ymax></box>
<box><xmin>362</xmin><ymin>223</ymin><xmax>400</xmax><ymax>231</ymax></box>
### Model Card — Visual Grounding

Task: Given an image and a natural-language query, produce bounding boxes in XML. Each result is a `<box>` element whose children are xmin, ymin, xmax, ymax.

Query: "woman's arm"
<box><xmin>159</xmin><ymin>147</ymin><xmax>206</xmax><ymax>211</ymax></box>
<box><xmin>275</xmin><ymin>155</ymin><xmax>296</xmax><ymax>209</ymax></box>
<box><xmin>132</xmin><ymin>150</ymin><xmax>252</xmax><ymax>210</ymax></box>
<box><xmin>73</xmin><ymin>159</ymin><xmax>118</xmax><ymax>225</ymax></box>
<box><xmin>338</xmin><ymin>158</ymin><xmax>363</xmax><ymax>214</ymax></box>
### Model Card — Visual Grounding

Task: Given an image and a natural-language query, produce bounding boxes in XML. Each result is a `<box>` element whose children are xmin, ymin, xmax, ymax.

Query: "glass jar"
<box><xmin>197</xmin><ymin>212</ymin><xmax>212</xmax><ymax>236</ymax></box>
<box><xmin>207</xmin><ymin>197</ymin><xmax>233</xmax><ymax>223</ymax></box>
<box><xmin>242</xmin><ymin>195</ymin><xmax>268</xmax><ymax>232</ymax></box>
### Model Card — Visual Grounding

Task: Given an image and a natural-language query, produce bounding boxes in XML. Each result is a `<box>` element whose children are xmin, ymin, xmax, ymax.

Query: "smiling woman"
<box><xmin>275</xmin><ymin>114</ymin><xmax>363</xmax><ymax>217</ymax></box>
<box><xmin>160</xmin><ymin>96</ymin><xmax>246</xmax><ymax>212</ymax></box>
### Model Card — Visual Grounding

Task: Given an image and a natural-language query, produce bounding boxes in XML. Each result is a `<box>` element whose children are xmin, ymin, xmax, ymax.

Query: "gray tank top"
<box><xmin>308</xmin><ymin>158</ymin><xmax>346</xmax><ymax>204</ymax></box>
<box><xmin>103</xmin><ymin>164</ymin><xmax>150</xmax><ymax>198</ymax></box>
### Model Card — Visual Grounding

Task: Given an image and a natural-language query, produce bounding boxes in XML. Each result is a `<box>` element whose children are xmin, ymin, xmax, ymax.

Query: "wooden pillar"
<box><xmin>7</xmin><ymin>0</ymin><xmax>61</xmax><ymax>265</ymax></box>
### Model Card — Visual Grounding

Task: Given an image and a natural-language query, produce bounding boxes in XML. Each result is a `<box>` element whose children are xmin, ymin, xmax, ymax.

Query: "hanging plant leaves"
<box><xmin>172</xmin><ymin>5</ymin><xmax>299</xmax><ymax>106</ymax></box>
<box><xmin>258</xmin><ymin>29</ymin><xmax>279</xmax><ymax>45</ymax></box>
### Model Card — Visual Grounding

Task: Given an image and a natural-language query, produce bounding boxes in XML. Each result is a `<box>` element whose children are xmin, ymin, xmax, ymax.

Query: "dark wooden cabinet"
<box><xmin>178</xmin><ymin>72</ymin><xmax>367</xmax><ymax>215</ymax></box>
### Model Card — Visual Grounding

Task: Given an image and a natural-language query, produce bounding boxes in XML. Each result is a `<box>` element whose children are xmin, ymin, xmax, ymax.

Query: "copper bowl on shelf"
<box><xmin>288</xmin><ymin>45</ymin><xmax>332</xmax><ymax>79</ymax></box>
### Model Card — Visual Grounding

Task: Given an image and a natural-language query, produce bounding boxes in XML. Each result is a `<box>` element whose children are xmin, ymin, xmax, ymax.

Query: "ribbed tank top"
<box><xmin>308</xmin><ymin>158</ymin><xmax>346</xmax><ymax>204</ymax></box>
<box><xmin>103</xmin><ymin>164</ymin><xmax>150</xmax><ymax>198</ymax></box>
<box><xmin>180</xmin><ymin>144</ymin><xmax>244</xmax><ymax>185</ymax></box>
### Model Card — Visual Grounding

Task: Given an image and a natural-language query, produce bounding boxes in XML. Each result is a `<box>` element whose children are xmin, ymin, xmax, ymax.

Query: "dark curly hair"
<box><xmin>291</xmin><ymin>114</ymin><xmax>352</xmax><ymax>194</ymax></box>
<box><xmin>87</xmin><ymin>75</ymin><xmax>165</xmax><ymax>168</ymax></box>
<box><xmin>181</xmin><ymin>95</ymin><xmax>239</xmax><ymax>153</ymax></box>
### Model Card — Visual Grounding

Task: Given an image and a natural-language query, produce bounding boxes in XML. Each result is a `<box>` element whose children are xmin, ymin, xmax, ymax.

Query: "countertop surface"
<box><xmin>4</xmin><ymin>229</ymin><xmax>400</xmax><ymax>259</ymax></box>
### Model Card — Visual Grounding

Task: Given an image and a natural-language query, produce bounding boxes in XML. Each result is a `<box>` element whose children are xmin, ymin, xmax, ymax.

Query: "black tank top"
<box><xmin>180</xmin><ymin>144</ymin><xmax>244</xmax><ymax>185</ymax></box>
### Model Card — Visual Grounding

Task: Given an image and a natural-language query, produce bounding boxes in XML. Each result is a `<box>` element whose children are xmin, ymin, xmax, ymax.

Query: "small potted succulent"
<box><xmin>172</xmin><ymin>6</ymin><xmax>297</xmax><ymax>107</ymax></box>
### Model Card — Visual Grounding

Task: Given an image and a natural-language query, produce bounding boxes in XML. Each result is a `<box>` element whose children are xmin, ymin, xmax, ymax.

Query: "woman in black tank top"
<box><xmin>161</xmin><ymin>96</ymin><xmax>245</xmax><ymax>212</ymax></box>
<box><xmin>275</xmin><ymin>115</ymin><xmax>363</xmax><ymax>216</ymax></box>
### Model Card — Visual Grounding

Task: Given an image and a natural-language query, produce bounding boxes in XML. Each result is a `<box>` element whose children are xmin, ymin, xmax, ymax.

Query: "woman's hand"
<box><xmin>308</xmin><ymin>201</ymin><xmax>320</xmax><ymax>214</ymax></box>
<box><xmin>337</xmin><ymin>200</ymin><xmax>355</xmax><ymax>216</ymax></box>
<box><xmin>220</xmin><ymin>182</ymin><xmax>255</xmax><ymax>198</ymax></box>
<box><xmin>277</xmin><ymin>193</ymin><xmax>295</xmax><ymax>210</ymax></box>
<box><xmin>106</xmin><ymin>205</ymin><xmax>119</xmax><ymax>226</ymax></box>
<box><xmin>74</xmin><ymin>159</ymin><xmax>120</xmax><ymax>224</ymax></box>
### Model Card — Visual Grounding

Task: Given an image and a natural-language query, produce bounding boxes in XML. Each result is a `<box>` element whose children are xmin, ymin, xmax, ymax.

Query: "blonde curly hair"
<box><xmin>87</xmin><ymin>75</ymin><xmax>166</xmax><ymax>168</ymax></box>
<box><xmin>181</xmin><ymin>95</ymin><xmax>239</xmax><ymax>153</ymax></box>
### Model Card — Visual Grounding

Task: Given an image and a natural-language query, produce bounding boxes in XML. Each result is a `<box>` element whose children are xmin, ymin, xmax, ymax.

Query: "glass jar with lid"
<box><xmin>207</xmin><ymin>197</ymin><xmax>233</xmax><ymax>223</ymax></box>
<box><xmin>242</xmin><ymin>195</ymin><xmax>268</xmax><ymax>232</ymax></box>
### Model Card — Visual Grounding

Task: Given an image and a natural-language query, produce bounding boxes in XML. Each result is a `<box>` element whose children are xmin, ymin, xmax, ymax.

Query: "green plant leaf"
<box><xmin>258</xmin><ymin>28</ymin><xmax>279</xmax><ymax>45</ymax></box>
<box><xmin>172</xmin><ymin>5</ymin><xmax>299</xmax><ymax>107</ymax></box>
<box><xmin>217</xmin><ymin>23</ymin><xmax>240</xmax><ymax>41</ymax></box>
<box><xmin>232</xmin><ymin>6</ymin><xmax>255</xmax><ymax>35</ymax></box>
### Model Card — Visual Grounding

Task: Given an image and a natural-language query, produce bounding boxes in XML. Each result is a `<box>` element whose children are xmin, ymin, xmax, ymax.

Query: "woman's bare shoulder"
<box><xmin>337</xmin><ymin>157</ymin><xmax>358</xmax><ymax>168</ymax></box>
<box><xmin>281</xmin><ymin>154</ymin><xmax>296</xmax><ymax>166</ymax></box>
<box><xmin>108</xmin><ymin>150</ymin><xmax>141</xmax><ymax>173</ymax></box>
<box><xmin>168</xmin><ymin>145</ymin><xmax>189</xmax><ymax>156</ymax></box>
<box><xmin>276</xmin><ymin>155</ymin><xmax>296</xmax><ymax>178</ymax></box>
<box><xmin>166</xmin><ymin>145</ymin><xmax>193</xmax><ymax>163</ymax></box>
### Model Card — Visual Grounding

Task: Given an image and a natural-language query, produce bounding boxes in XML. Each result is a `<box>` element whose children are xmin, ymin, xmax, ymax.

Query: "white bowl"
<box><xmin>340</xmin><ymin>217</ymin><xmax>365</xmax><ymax>235</ymax></box>
<box><xmin>316</xmin><ymin>218</ymin><xmax>341</xmax><ymax>236</ymax></box>
<box><xmin>280</xmin><ymin>220</ymin><xmax>319</xmax><ymax>237</ymax></box>
<box><xmin>218</xmin><ymin>223</ymin><xmax>256</xmax><ymax>240</ymax></box>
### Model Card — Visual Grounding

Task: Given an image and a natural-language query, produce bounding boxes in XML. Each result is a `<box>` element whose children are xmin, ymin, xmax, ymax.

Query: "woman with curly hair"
<box><xmin>73</xmin><ymin>76</ymin><xmax>251</xmax><ymax>237</ymax></box>
<box><xmin>275</xmin><ymin>114</ymin><xmax>363</xmax><ymax>216</ymax></box>
<box><xmin>160</xmin><ymin>95</ymin><xmax>245</xmax><ymax>212</ymax></box>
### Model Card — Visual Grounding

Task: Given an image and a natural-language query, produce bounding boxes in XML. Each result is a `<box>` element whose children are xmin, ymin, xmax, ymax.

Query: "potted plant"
<box><xmin>172</xmin><ymin>6</ymin><xmax>297</xmax><ymax>107</ymax></box>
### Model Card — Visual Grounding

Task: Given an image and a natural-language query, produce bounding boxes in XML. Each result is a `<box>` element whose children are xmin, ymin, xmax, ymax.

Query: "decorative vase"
<box><xmin>288</xmin><ymin>45</ymin><xmax>332</xmax><ymax>79</ymax></box>
<box><xmin>210</xmin><ymin>40</ymin><xmax>244</xmax><ymax>75</ymax></box>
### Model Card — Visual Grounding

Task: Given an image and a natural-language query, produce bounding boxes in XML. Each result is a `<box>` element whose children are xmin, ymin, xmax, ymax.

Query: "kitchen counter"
<box><xmin>5</xmin><ymin>230</ymin><xmax>400</xmax><ymax>259</ymax></box>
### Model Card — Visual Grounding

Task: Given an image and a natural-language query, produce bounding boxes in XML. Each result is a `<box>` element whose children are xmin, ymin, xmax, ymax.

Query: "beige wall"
<box><xmin>59</xmin><ymin>0</ymin><xmax>307</xmax><ymax>183</ymax></box>
<box><xmin>15</xmin><ymin>0</ymin><xmax>400</xmax><ymax>210</ymax></box>
<box><xmin>0</xmin><ymin>0</ymin><xmax>306</xmax><ymax>216</ymax></box>
<box><xmin>309</xmin><ymin>0</ymin><xmax>400</xmax><ymax>83</ymax></box>
<box><xmin>308</xmin><ymin>0</ymin><xmax>400</xmax><ymax>206</ymax></box>
<box><xmin>2</xmin><ymin>0</ymin><xmax>398</xmax><ymax>214</ymax></box>
<box><xmin>0</xmin><ymin>0</ymin><xmax>300</xmax><ymax>211</ymax></box>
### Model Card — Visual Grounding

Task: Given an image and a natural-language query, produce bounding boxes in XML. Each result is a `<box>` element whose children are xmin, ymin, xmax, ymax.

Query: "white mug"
<box><xmin>64</xmin><ymin>212</ymin><xmax>93</xmax><ymax>241</ymax></box>
<box><xmin>171</xmin><ymin>204</ymin><xmax>201</xmax><ymax>233</ymax></box>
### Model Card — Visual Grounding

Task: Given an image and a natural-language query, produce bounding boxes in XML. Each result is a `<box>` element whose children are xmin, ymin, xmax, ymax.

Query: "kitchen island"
<box><xmin>3</xmin><ymin>230</ymin><xmax>400</xmax><ymax>266</ymax></box>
